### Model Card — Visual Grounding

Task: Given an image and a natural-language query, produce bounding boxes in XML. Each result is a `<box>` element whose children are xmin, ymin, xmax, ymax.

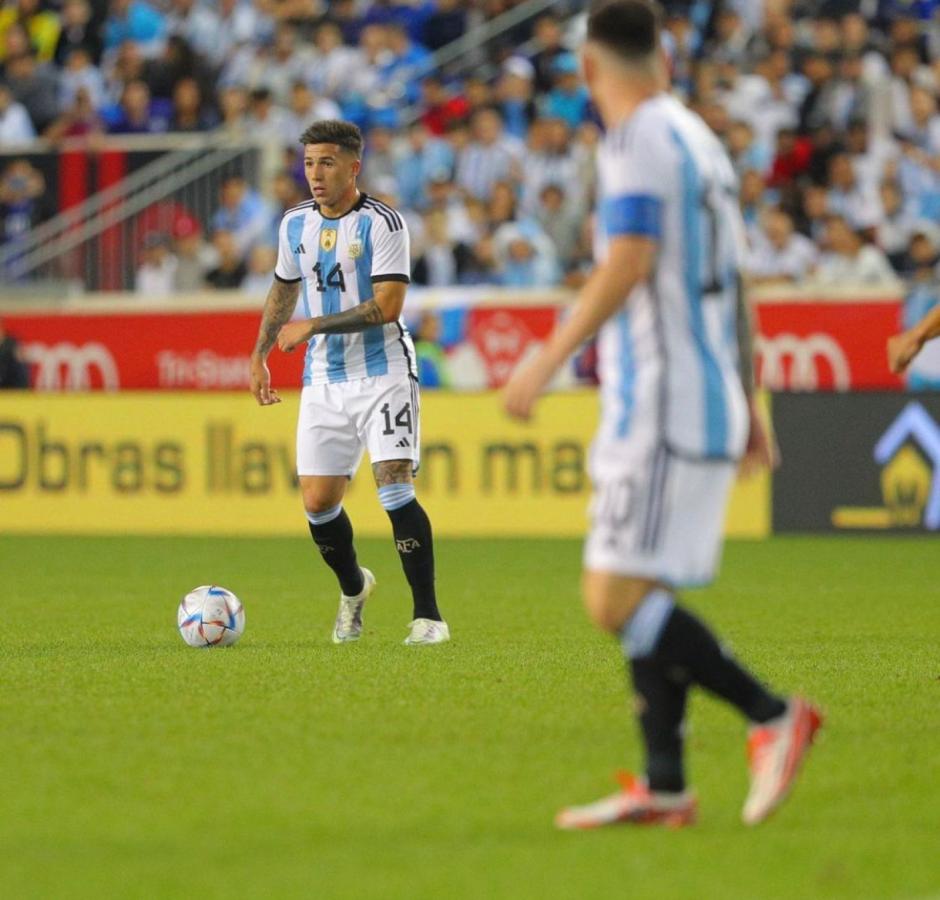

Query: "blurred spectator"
<box><xmin>171</xmin><ymin>215</ymin><xmax>212</xmax><ymax>291</ymax></box>
<box><xmin>282</xmin><ymin>81</ymin><xmax>341</xmax><ymax>148</ymax></box>
<box><xmin>455</xmin><ymin>107</ymin><xmax>523</xmax><ymax>201</ymax></box>
<box><xmin>814</xmin><ymin>214</ymin><xmax>898</xmax><ymax>285</ymax></box>
<box><xmin>534</xmin><ymin>183</ymin><xmax>582</xmax><ymax>273</ymax></box>
<box><xmin>541</xmin><ymin>52</ymin><xmax>590</xmax><ymax>129</ymax></box>
<box><xmin>224</xmin><ymin>22</ymin><xmax>314</xmax><ymax>107</ymax></box>
<box><xmin>492</xmin><ymin>220</ymin><xmax>560</xmax><ymax>287</ymax></box>
<box><xmin>767</xmin><ymin>127</ymin><xmax>812</xmax><ymax>189</ymax></box>
<box><xmin>529</xmin><ymin>13</ymin><xmax>567</xmax><ymax>94</ymax></box>
<box><xmin>419</xmin><ymin>75</ymin><xmax>469</xmax><ymax>136</ymax></box>
<box><xmin>102</xmin><ymin>0</ymin><xmax>166</xmax><ymax>57</ymax></box>
<box><xmin>105</xmin><ymin>78</ymin><xmax>170</xmax><ymax>133</ymax></box>
<box><xmin>170</xmin><ymin>76</ymin><xmax>216</xmax><ymax>132</ymax></box>
<box><xmin>54</xmin><ymin>0</ymin><xmax>103</xmax><ymax>67</ymax></box>
<box><xmin>211</xmin><ymin>0</ymin><xmax>261</xmax><ymax>71</ymax></box>
<box><xmin>165</xmin><ymin>0</ymin><xmax>220</xmax><ymax>70</ymax></box>
<box><xmin>4</xmin><ymin>48</ymin><xmax>60</xmax><ymax>133</ymax></box>
<box><xmin>216</xmin><ymin>83</ymin><xmax>249</xmax><ymax>136</ymax></box>
<box><xmin>901</xmin><ymin>229</ymin><xmax>940</xmax><ymax>388</ymax></box>
<box><xmin>746</xmin><ymin>207</ymin><xmax>819</xmax><ymax>284</ymax></box>
<box><xmin>0</xmin><ymin>318</ymin><xmax>29</xmax><ymax>388</ymax></box>
<box><xmin>878</xmin><ymin>180</ymin><xmax>919</xmax><ymax>271</ymax></box>
<box><xmin>422</xmin><ymin>0</ymin><xmax>465</xmax><ymax>53</ymax></box>
<box><xmin>0</xmin><ymin>79</ymin><xmax>35</xmax><ymax>143</ymax></box>
<box><xmin>797</xmin><ymin>183</ymin><xmax>831</xmax><ymax>243</ymax></box>
<box><xmin>521</xmin><ymin>116</ymin><xmax>580</xmax><ymax>216</ymax></box>
<box><xmin>412</xmin><ymin>309</ymin><xmax>452</xmax><ymax>388</ymax></box>
<box><xmin>135</xmin><ymin>232</ymin><xmax>177</xmax><ymax>297</ymax></box>
<box><xmin>827</xmin><ymin>150</ymin><xmax>882</xmax><ymax>230</ymax></box>
<box><xmin>47</xmin><ymin>83</ymin><xmax>103</xmax><ymax>139</ymax></box>
<box><xmin>310</xmin><ymin>21</ymin><xmax>360</xmax><ymax>101</ymax></box>
<box><xmin>205</xmin><ymin>230</ymin><xmax>246</xmax><ymax>289</ymax></box>
<box><xmin>497</xmin><ymin>56</ymin><xmax>536</xmax><ymax>141</ymax></box>
<box><xmin>246</xmin><ymin>87</ymin><xmax>292</xmax><ymax>148</ymax></box>
<box><xmin>727</xmin><ymin>119</ymin><xmax>771</xmax><ymax>178</ymax></box>
<box><xmin>362</xmin><ymin>125</ymin><xmax>398</xmax><ymax>190</ymax></box>
<box><xmin>59</xmin><ymin>47</ymin><xmax>105</xmax><ymax>112</ymax></box>
<box><xmin>211</xmin><ymin>175</ymin><xmax>271</xmax><ymax>256</ymax></box>
<box><xmin>381</xmin><ymin>22</ymin><xmax>431</xmax><ymax>108</ymax></box>
<box><xmin>241</xmin><ymin>244</ymin><xmax>278</xmax><ymax>294</ymax></box>
<box><xmin>413</xmin><ymin>207</ymin><xmax>465</xmax><ymax>286</ymax></box>
<box><xmin>395</xmin><ymin>121</ymin><xmax>454</xmax><ymax>210</ymax></box>
<box><xmin>0</xmin><ymin>157</ymin><xmax>48</xmax><ymax>244</ymax></box>
<box><xmin>0</xmin><ymin>0</ymin><xmax>60</xmax><ymax>64</ymax></box>
<box><xmin>143</xmin><ymin>34</ymin><xmax>212</xmax><ymax>103</ymax></box>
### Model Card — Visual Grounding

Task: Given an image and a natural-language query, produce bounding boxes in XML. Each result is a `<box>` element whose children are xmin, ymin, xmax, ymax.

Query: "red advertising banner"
<box><xmin>754</xmin><ymin>298</ymin><xmax>903</xmax><ymax>391</ymax></box>
<box><xmin>6</xmin><ymin>309</ymin><xmax>305</xmax><ymax>391</ymax></box>
<box><xmin>3</xmin><ymin>293</ymin><xmax>905</xmax><ymax>392</ymax></box>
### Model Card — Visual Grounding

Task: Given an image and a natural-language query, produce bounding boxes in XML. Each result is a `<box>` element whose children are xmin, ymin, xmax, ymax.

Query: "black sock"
<box><xmin>630</xmin><ymin>657</ymin><xmax>689</xmax><ymax>792</ymax></box>
<box><xmin>307</xmin><ymin>509</ymin><xmax>364</xmax><ymax>597</ymax></box>
<box><xmin>657</xmin><ymin>606</ymin><xmax>786</xmax><ymax>724</ymax></box>
<box><xmin>386</xmin><ymin>498</ymin><xmax>440</xmax><ymax>621</ymax></box>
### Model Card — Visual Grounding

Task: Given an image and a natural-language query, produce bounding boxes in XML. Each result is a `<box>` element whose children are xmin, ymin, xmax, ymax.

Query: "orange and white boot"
<box><xmin>742</xmin><ymin>696</ymin><xmax>823</xmax><ymax>825</ymax></box>
<box><xmin>555</xmin><ymin>772</ymin><xmax>697</xmax><ymax>830</ymax></box>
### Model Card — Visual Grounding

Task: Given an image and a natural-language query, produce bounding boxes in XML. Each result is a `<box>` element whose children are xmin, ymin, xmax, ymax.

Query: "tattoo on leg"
<box><xmin>373</xmin><ymin>459</ymin><xmax>413</xmax><ymax>487</ymax></box>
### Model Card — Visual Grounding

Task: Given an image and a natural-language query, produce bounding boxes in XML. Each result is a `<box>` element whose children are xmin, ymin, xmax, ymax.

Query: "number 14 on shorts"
<box><xmin>381</xmin><ymin>402</ymin><xmax>412</xmax><ymax>435</ymax></box>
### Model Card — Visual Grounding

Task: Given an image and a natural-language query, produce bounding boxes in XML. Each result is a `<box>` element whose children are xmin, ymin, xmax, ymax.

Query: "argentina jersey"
<box><xmin>593</xmin><ymin>93</ymin><xmax>749</xmax><ymax>464</ymax></box>
<box><xmin>274</xmin><ymin>193</ymin><xmax>417</xmax><ymax>385</ymax></box>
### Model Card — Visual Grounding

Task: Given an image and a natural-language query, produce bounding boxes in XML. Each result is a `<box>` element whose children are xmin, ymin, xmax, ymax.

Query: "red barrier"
<box><xmin>4</xmin><ymin>292</ymin><xmax>906</xmax><ymax>392</ymax></box>
<box><xmin>755</xmin><ymin>297</ymin><xmax>903</xmax><ymax>391</ymax></box>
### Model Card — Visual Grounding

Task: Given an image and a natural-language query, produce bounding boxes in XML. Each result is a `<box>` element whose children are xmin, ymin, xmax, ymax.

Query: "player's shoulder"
<box><xmin>359</xmin><ymin>193</ymin><xmax>407</xmax><ymax>235</ymax></box>
<box><xmin>604</xmin><ymin>94</ymin><xmax>677</xmax><ymax>159</ymax></box>
<box><xmin>279</xmin><ymin>199</ymin><xmax>319</xmax><ymax>228</ymax></box>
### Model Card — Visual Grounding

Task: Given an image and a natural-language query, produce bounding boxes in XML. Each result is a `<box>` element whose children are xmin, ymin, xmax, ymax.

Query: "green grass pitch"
<box><xmin>1</xmin><ymin>534</ymin><xmax>938</xmax><ymax>899</ymax></box>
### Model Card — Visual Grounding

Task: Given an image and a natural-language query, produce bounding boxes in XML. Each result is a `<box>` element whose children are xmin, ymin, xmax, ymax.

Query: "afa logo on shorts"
<box><xmin>320</xmin><ymin>228</ymin><xmax>337</xmax><ymax>252</ymax></box>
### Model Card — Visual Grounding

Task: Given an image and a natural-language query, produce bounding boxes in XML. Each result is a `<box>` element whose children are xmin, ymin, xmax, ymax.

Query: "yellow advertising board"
<box><xmin>0</xmin><ymin>392</ymin><xmax>768</xmax><ymax>537</ymax></box>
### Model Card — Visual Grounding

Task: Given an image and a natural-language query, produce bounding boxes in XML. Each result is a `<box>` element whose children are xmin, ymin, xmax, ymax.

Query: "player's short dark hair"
<box><xmin>299</xmin><ymin>119</ymin><xmax>363</xmax><ymax>157</ymax></box>
<box><xmin>586</xmin><ymin>0</ymin><xmax>662</xmax><ymax>63</ymax></box>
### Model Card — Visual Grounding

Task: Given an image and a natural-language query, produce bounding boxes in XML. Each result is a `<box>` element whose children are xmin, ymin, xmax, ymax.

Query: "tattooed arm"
<box><xmin>278</xmin><ymin>280</ymin><xmax>407</xmax><ymax>352</ymax></box>
<box><xmin>250</xmin><ymin>278</ymin><xmax>300</xmax><ymax>405</ymax></box>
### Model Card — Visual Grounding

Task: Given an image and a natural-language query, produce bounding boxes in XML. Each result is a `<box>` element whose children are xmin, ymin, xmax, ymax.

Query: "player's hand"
<box><xmin>503</xmin><ymin>357</ymin><xmax>552</xmax><ymax>421</ymax></box>
<box><xmin>887</xmin><ymin>329</ymin><xmax>923</xmax><ymax>375</ymax></box>
<box><xmin>740</xmin><ymin>397</ymin><xmax>780</xmax><ymax>478</ymax></box>
<box><xmin>249</xmin><ymin>355</ymin><xmax>280</xmax><ymax>406</ymax></box>
<box><xmin>278</xmin><ymin>321</ymin><xmax>314</xmax><ymax>353</ymax></box>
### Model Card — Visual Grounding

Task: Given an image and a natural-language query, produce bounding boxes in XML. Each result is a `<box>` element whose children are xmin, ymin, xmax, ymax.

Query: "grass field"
<box><xmin>1</xmin><ymin>534</ymin><xmax>938</xmax><ymax>899</ymax></box>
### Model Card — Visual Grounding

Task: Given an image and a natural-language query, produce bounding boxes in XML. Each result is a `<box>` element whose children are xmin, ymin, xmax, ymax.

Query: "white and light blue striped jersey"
<box><xmin>593</xmin><ymin>93</ymin><xmax>749</xmax><ymax>464</ymax></box>
<box><xmin>274</xmin><ymin>193</ymin><xmax>417</xmax><ymax>385</ymax></box>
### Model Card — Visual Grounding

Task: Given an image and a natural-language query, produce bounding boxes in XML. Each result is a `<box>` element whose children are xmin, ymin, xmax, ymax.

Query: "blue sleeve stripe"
<box><xmin>602</xmin><ymin>194</ymin><xmax>663</xmax><ymax>238</ymax></box>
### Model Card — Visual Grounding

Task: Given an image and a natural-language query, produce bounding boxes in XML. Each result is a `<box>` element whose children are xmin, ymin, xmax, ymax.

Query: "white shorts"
<box><xmin>584</xmin><ymin>444</ymin><xmax>736</xmax><ymax>588</ymax></box>
<box><xmin>296</xmin><ymin>374</ymin><xmax>420</xmax><ymax>477</ymax></box>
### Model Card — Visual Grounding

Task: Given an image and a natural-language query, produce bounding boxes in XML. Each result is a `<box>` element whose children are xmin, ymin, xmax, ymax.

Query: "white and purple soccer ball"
<box><xmin>177</xmin><ymin>585</ymin><xmax>245</xmax><ymax>647</ymax></box>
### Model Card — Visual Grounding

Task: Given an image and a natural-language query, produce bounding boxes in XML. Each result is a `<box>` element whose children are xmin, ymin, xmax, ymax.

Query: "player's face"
<box><xmin>303</xmin><ymin>143</ymin><xmax>360</xmax><ymax>210</ymax></box>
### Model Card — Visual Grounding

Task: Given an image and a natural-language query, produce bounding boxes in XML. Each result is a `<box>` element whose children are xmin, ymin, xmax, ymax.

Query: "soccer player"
<box><xmin>887</xmin><ymin>304</ymin><xmax>940</xmax><ymax>375</ymax></box>
<box><xmin>504</xmin><ymin>0</ymin><xmax>821</xmax><ymax>828</ymax></box>
<box><xmin>249</xmin><ymin>119</ymin><xmax>449</xmax><ymax>646</ymax></box>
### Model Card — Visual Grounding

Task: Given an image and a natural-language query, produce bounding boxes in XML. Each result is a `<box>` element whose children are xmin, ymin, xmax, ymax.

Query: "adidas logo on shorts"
<box><xmin>395</xmin><ymin>437</ymin><xmax>410</xmax><ymax>448</ymax></box>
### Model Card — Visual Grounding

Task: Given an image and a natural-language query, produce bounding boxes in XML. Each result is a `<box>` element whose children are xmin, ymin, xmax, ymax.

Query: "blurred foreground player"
<box><xmin>250</xmin><ymin>120</ymin><xmax>448</xmax><ymax>646</ymax></box>
<box><xmin>504</xmin><ymin>0</ymin><xmax>821</xmax><ymax>828</ymax></box>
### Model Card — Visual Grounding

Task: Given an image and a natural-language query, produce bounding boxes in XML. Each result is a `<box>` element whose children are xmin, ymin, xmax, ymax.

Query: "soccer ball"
<box><xmin>177</xmin><ymin>585</ymin><xmax>245</xmax><ymax>647</ymax></box>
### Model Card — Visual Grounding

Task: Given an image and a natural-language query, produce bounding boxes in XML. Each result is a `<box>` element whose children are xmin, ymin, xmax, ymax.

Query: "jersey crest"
<box><xmin>320</xmin><ymin>228</ymin><xmax>337</xmax><ymax>252</ymax></box>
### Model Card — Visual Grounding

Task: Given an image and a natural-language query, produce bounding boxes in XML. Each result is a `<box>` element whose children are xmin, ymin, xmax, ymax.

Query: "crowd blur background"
<box><xmin>2</xmin><ymin>0</ymin><xmax>940</xmax><ymax>304</ymax></box>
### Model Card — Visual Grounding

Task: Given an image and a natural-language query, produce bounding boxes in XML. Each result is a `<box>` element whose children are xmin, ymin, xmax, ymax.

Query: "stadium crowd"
<box><xmin>2</xmin><ymin>1</ymin><xmax>940</xmax><ymax>298</ymax></box>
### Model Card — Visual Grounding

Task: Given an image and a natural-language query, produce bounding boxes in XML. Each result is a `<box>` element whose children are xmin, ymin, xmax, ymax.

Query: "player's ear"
<box><xmin>351</xmin><ymin>157</ymin><xmax>362</xmax><ymax>178</ymax></box>
<box><xmin>581</xmin><ymin>47</ymin><xmax>597</xmax><ymax>88</ymax></box>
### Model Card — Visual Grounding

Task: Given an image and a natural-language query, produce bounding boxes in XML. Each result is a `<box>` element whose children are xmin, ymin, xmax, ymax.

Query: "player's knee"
<box><xmin>581</xmin><ymin>572</ymin><xmax>652</xmax><ymax>634</ymax></box>
<box><xmin>302</xmin><ymin>488</ymin><xmax>344</xmax><ymax>516</ymax></box>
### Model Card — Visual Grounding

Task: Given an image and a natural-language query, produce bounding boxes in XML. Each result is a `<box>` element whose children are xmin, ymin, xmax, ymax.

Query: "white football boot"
<box><xmin>404</xmin><ymin>618</ymin><xmax>450</xmax><ymax>645</ymax></box>
<box><xmin>331</xmin><ymin>568</ymin><xmax>375</xmax><ymax>644</ymax></box>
